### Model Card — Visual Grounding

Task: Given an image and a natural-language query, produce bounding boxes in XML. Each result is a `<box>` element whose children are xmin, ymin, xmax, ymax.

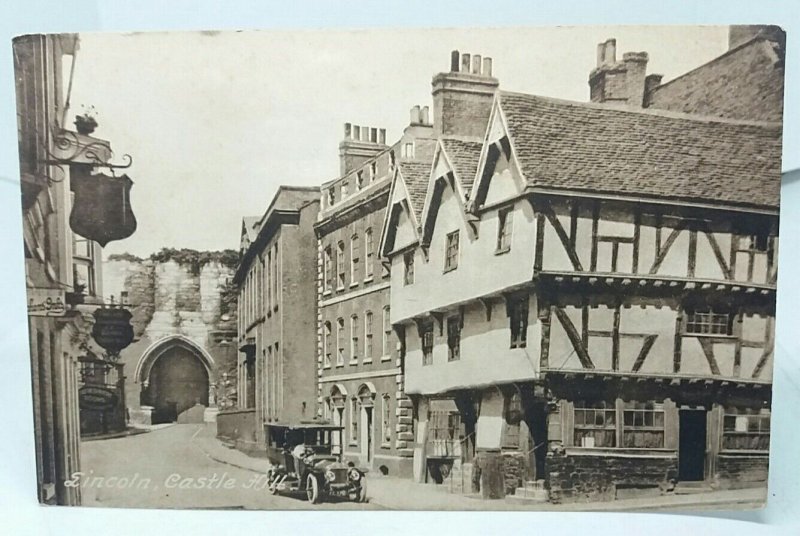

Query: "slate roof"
<box><xmin>441</xmin><ymin>138</ymin><xmax>484</xmax><ymax>194</ymax></box>
<box><xmin>498</xmin><ymin>91</ymin><xmax>782</xmax><ymax>209</ymax></box>
<box><xmin>398</xmin><ymin>160</ymin><xmax>432</xmax><ymax>220</ymax></box>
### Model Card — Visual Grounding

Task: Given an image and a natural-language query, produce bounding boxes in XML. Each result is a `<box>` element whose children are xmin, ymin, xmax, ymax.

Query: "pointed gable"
<box><xmin>379</xmin><ymin>161</ymin><xmax>430</xmax><ymax>257</ymax></box>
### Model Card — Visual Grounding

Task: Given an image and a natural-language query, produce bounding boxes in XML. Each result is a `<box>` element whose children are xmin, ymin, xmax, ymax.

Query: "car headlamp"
<box><xmin>348</xmin><ymin>468</ymin><xmax>361</xmax><ymax>481</ymax></box>
<box><xmin>325</xmin><ymin>470</ymin><xmax>336</xmax><ymax>482</ymax></box>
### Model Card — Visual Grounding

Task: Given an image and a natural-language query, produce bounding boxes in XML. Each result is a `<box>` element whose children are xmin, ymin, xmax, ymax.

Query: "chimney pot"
<box><xmin>450</xmin><ymin>50</ymin><xmax>460</xmax><ymax>72</ymax></box>
<box><xmin>379</xmin><ymin>128</ymin><xmax>386</xmax><ymax>145</ymax></box>
<box><xmin>472</xmin><ymin>54</ymin><xmax>482</xmax><ymax>74</ymax></box>
<box><xmin>421</xmin><ymin>105</ymin><xmax>430</xmax><ymax>125</ymax></box>
<box><xmin>370</xmin><ymin>127</ymin><xmax>378</xmax><ymax>143</ymax></box>
<box><xmin>353</xmin><ymin>125</ymin><xmax>361</xmax><ymax>141</ymax></box>
<box><xmin>344</xmin><ymin>122</ymin><xmax>352</xmax><ymax>139</ymax></box>
<box><xmin>461</xmin><ymin>53</ymin><xmax>471</xmax><ymax>73</ymax></box>
<box><xmin>596</xmin><ymin>42</ymin><xmax>605</xmax><ymax>67</ymax></box>
<box><xmin>410</xmin><ymin>105</ymin><xmax>421</xmax><ymax>125</ymax></box>
<box><xmin>604</xmin><ymin>38</ymin><xmax>617</xmax><ymax>64</ymax></box>
<box><xmin>482</xmin><ymin>57</ymin><xmax>493</xmax><ymax>77</ymax></box>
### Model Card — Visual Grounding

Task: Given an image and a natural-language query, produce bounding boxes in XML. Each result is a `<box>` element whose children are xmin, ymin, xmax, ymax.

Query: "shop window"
<box><xmin>428</xmin><ymin>409</ymin><xmax>461</xmax><ymax>458</ymax></box>
<box><xmin>444</xmin><ymin>231</ymin><xmax>459</xmax><ymax>272</ymax></box>
<box><xmin>574</xmin><ymin>400</ymin><xmax>616</xmax><ymax>448</ymax></box>
<box><xmin>447</xmin><ymin>316</ymin><xmax>461</xmax><ymax>361</ymax></box>
<box><xmin>723</xmin><ymin>408</ymin><xmax>770</xmax><ymax>451</ymax></box>
<box><xmin>684</xmin><ymin>309</ymin><xmax>733</xmax><ymax>336</ymax></box>
<box><xmin>421</xmin><ymin>322</ymin><xmax>434</xmax><ymax>366</ymax></box>
<box><xmin>508</xmin><ymin>295</ymin><xmax>529</xmax><ymax>348</ymax></box>
<box><xmin>622</xmin><ymin>401</ymin><xmax>665</xmax><ymax>448</ymax></box>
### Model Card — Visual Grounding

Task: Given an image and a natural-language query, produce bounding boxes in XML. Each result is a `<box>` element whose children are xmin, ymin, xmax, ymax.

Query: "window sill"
<box><xmin>381</xmin><ymin>355</ymin><xmax>392</xmax><ymax>362</ymax></box>
<box><xmin>719</xmin><ymin>449</ymin><xmax>769</xmax><ymax>456</ymax></box>
<box><xmin>564</xmin><ymin>447</ymin><xmax>675</xmax><ymax>458</ymax></box>
<box><xmin>323</xmin><ymin>364</ymin><xmax>331</xmax><ymax>370</ymax></box>
<box><xmin>350</xmin><ymin>359</ymin><xmax>359</xmax><ymax>366</ymax></box>
<box><xmin>443</xmin><ymin>265</ymin><xmax>458</xmax><ymax>274</ymax></box>
<box><xmin>322</xmin><ymin>289</ymin><xmax>332</xmax><ymax>297</ymax></box>
<box><xmin>683</xmin><ymin>333</ymin><xmax>736</xmax><ymax>339</ymax></box>
<box><xmin>381</xmin><ymin>443</ymin><xmax>392</xmax><ymax>449</ymax></box>
<box><xmin>494</xmin><ymin>247</ymin><xmax>511</xmax><ymax>256</ymax></box>
<box><xmin>350</xmin><ymin>282</ymin><xmax>359</xmax><ymax>289</ymax></box>
<box><xmin>363</xmin><ymin>358</ymin><xmax>373</xmax><ymax>365</ymax></box>
<box><xmin>363</xmin><ymin>277</ymin><xmax>374</xmax><ymax>284</ymax></box>
<box><xmin>335</xmin><ymin>363</ymin><xmax>345</xmax><ymax>368</ymax></box>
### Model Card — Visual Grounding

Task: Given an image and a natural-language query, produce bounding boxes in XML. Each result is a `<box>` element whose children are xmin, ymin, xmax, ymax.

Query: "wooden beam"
<box><xmin>540</xmin><ymin>305</ymin><xmax>552</xmax><ymax>369</ymax></box>
<box><xmin>687</xmin><ymin>230</ymin><xmax>697</xmax><ymax>278</ymax></box>
<box><xmin>702</xmin><ymin>228</ymin><xmax>733</xmax><ymax>280</ymax></box>
<box><xmin>611</xmin><ymin>304</ymin><xmax>621</xmax><ymax>371</ymax></box>
<box><xmin>590</xmin><ymin>201</ymin><xmax>599</xmax><ymax>271</ymax></box>
<box><xmin>542</xmin><ymin>205</ymin><xmax>584</xmax><ymax>271</ymax></box>
<box><xmin>697</xmin><ymin>337</ymin><xmax>722</xmax><ymax>376</ymax></box>
<box><xmin>553</xmin><ymin>307</ymin><xmax>594</xmax><ymax>369</ymax></box>
<box><xmin>478</xmin><ymin>298</ymin><xmax>493</xmax><ymax>322</ymax></box>
<box><xmin>673</xmin><ymin>315</ymin><xmax>683</xmax><ymax>374</ymax></box>
<box><xmin>631</xmin><ymin>335</ymin><xmax>657</xmax><ymax>373</ymax></box>
<box><xmin>632</xmin><ymin>210</ymin><xmax>641</xmax><ymax>274</ymax></box>
<box><xmin>534</xmin><ymin>211</ymin><xmax>545</xmax><ymax>272</ymax></box>
<box><xmin>649</xmin><ymin>222</ymin><xmax>686</xmax><ymax>275</ymax></box>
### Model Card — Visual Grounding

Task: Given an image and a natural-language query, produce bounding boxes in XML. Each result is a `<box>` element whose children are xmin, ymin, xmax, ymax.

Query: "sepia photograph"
<box><xmin>12</xmin><ymin>24</ymin><xmax>784</xmax><ymax>512</ymax></box>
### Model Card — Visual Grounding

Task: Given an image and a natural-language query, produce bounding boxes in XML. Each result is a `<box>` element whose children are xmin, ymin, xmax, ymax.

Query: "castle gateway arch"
<box><xmin>135</xmin><ymin>335</ymin><xmax>215</xmax><ymax>424</ymax></box>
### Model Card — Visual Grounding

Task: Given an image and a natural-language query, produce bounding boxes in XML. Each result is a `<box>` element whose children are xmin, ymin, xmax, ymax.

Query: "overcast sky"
<box><xmin>67</xmin><ymin>26</ymin><xmax>729</xmax><ymax>258</ymax></box>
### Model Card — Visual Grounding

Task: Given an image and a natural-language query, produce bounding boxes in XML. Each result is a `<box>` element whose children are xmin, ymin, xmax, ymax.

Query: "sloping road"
<box><xmin>80</xmin><ymin>424</ymin><xmax>378</xmax><ymax>510</ymax></box>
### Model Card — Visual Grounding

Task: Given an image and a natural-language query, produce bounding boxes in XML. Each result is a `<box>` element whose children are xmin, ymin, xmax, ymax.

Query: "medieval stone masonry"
<box><xmin>227</xmin><ymin>25</ymin><xmax>784</xmax><ymax>502</ymax></box>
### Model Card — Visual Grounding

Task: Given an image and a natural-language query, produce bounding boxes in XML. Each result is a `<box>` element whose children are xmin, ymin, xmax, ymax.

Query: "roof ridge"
<box><xmin>499</xmin><ymin>90</ymin><xmax>782</xmax><ymax>129</ymax></box>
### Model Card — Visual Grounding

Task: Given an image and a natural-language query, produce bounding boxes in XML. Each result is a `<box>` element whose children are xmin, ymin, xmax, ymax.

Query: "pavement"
<box><xmin>190</xmin><ymin>423</ymin><xmax>767</xmax><ymax>512</ymax></box>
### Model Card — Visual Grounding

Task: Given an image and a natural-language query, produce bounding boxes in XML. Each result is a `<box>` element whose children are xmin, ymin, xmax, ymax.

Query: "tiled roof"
<box><xmin>398</xmin><ymin>160</ymin><xmax>431</xmax><ymax>220</ymax></box>
<box><xmin>499</xmin><ymin>91</ymin><xmax>782</xmax><ymax>209</ymax></box>
<box><xmin>441</xmin><ymin>138</ymin><xmax>484</xmax><ymax>194</ymax></box>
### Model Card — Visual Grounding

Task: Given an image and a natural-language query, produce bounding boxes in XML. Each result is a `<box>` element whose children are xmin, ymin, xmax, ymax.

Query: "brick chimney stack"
<box><xmin>339</xmin><ymin>122</ymin><xmax>387</xmax><ymax>176</ymax></box>
<box><xmin>432</xmin><ymin>50</ymin><xmax>499</xmax><ymax>138</ymax></box>
<box><xmin>589</xmin><ymin>39</ymin><xmax>655</xmax><ymax>108</ymax></box>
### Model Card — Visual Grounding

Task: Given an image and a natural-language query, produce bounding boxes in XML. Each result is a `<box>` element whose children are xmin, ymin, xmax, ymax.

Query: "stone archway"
<box><xmin>135</xmin><ymin>336</ymin><xmax>215</xmax><ymax>424</ymax></box>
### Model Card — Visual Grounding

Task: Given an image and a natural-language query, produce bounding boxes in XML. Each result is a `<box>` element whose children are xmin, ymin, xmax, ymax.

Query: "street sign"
<box><xmin>92</xmin><ymin>307</ymin><xmax>134</xmax><ymax>355</ymax></box>
<box><xmin>27</xmin><ymin>288</ymin><xmax>66</xmax><ymax>317</ymax></box>
<box><xmin>79</xmin><ymin>385</ymin><xmax>118</xmax><ymax>411</ymax></box>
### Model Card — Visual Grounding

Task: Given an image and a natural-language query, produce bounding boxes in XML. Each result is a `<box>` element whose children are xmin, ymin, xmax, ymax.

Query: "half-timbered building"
<box><xmin>381</xmin><ymin>41</ymin><xmax>782</xmax><ymax>502</ymax></box>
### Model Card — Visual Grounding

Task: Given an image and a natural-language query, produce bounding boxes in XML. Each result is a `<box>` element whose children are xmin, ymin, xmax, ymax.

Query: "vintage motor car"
<box><xmin>264</xmin><ymin>421</ymin><xmax>368</xmax><ymax>504</ymax></box>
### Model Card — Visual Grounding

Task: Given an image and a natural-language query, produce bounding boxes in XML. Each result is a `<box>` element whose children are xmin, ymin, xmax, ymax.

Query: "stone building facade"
<box><xmin>219</xmin><ymin>186</ymin><xmax>321</xmax><ymax>452</ymax></box>
<box><xmin>314</xmin><ymin>110</ymin><xmax>437</xmax><ymax>477</ymax></box>
<box><xmin>102</xmin><ymin>252</ymin><xmax>237</xmax><ymax>427</ymax></box>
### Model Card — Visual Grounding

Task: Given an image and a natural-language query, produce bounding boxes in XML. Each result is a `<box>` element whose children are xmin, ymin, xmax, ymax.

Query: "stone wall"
<box><xmin>545</xmin><ymin>451</ymin><xmax>677</xmax><ymax>503</ymax></box>
<box><xmin>715</xmin><ymin>454</ymin><xmax>769</xmax><ymax>490</ymax></box>
<box><xmin>103</xmin><ymin>254</ymin><xmax>237</xmax><ymax>424</ymax></box>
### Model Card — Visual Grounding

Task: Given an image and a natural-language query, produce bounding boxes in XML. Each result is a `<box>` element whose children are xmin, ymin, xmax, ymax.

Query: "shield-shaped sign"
<box><xmin>92</xmin><ymin>307</ymin><xmax>134</xmax><ymax>356</ymax></box>
<box><xmin>70</xmin><ymin>167</ymin><xmax>137</xmax><ymax>247</ymax></box>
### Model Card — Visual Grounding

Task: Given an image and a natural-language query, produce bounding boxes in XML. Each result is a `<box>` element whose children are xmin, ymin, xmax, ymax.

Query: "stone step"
<box><xmin>674</xmin><ymin>482</ymin><xmax>714</xmax><ymax>494</ymax></box>
<box><xmin>508</xmin><ymin>488</ymin><xmax>549</xmax><ymax>503</ymax></box>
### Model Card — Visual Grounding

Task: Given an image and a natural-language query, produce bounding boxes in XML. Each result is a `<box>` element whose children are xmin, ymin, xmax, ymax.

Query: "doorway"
<box><xmin>148</xmin><ymin>347</ymin><xmax>209</xmax><ymax>424</ymax></box>
<box><xmin>678</xmin><ymin>409</ymin><xmax>707</xmax><ymax>481</ymax></box>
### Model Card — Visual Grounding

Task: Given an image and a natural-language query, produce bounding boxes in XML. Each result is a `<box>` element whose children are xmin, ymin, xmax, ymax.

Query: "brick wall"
<box><xmin>715</xmin><ymin>454</ymin><xmax>769</xmax><ymax>490</ymax></box>
<box><xmin>647</xmin><ymin>39</ymin><xmax>784</xmax><ymax>122</ymax></box>
<box><xmin>546</xmin><ymin>451</ymin><xmax>677</xmax><ymax>503</ymax></box>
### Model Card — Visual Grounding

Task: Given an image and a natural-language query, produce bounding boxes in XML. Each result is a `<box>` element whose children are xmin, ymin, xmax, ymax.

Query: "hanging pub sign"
<box><xmin>92</xmin><ymin>307</ymin><xmax>134</xmax><ymax>356</ymax></box>
<box><xmin>69</xmin><ymin>166</ymin><xmax>137</xmax><ymax>247</ymax></box>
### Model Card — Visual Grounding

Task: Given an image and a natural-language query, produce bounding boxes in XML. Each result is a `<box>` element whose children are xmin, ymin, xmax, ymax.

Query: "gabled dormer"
<box><xmin>419</xmin><ymin>138</ymin><xmax>482</xmax><ymax>248</ymax></box>
<box><xmin>467</xmin><ymin>96</ymin><xmax>527</xmax><ymax>214</ymax></box>
<box><xmin>379</xmin><ymin>161</ymin><xmax>429</xmax><ymax>258</ymax></box>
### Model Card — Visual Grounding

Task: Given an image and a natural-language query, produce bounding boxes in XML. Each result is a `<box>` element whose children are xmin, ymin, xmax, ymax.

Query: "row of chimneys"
<box><xmin>343</xmin><ymin>123</ymin><xmax>387</xmax><ymax>145</ymax></box>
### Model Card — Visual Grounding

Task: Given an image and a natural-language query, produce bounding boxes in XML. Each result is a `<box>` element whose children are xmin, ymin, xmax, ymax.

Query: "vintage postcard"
<box><xmin>13</xmin><ymin>25</ymin><xmax>783</xmax><ymax>511</ymax></box>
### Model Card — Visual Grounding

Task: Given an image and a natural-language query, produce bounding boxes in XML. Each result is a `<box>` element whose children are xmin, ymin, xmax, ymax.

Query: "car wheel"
<box><xmin>306</xmin><ymin>474</ymin><xmax>321</xmax><ymax>504</ymax></box>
